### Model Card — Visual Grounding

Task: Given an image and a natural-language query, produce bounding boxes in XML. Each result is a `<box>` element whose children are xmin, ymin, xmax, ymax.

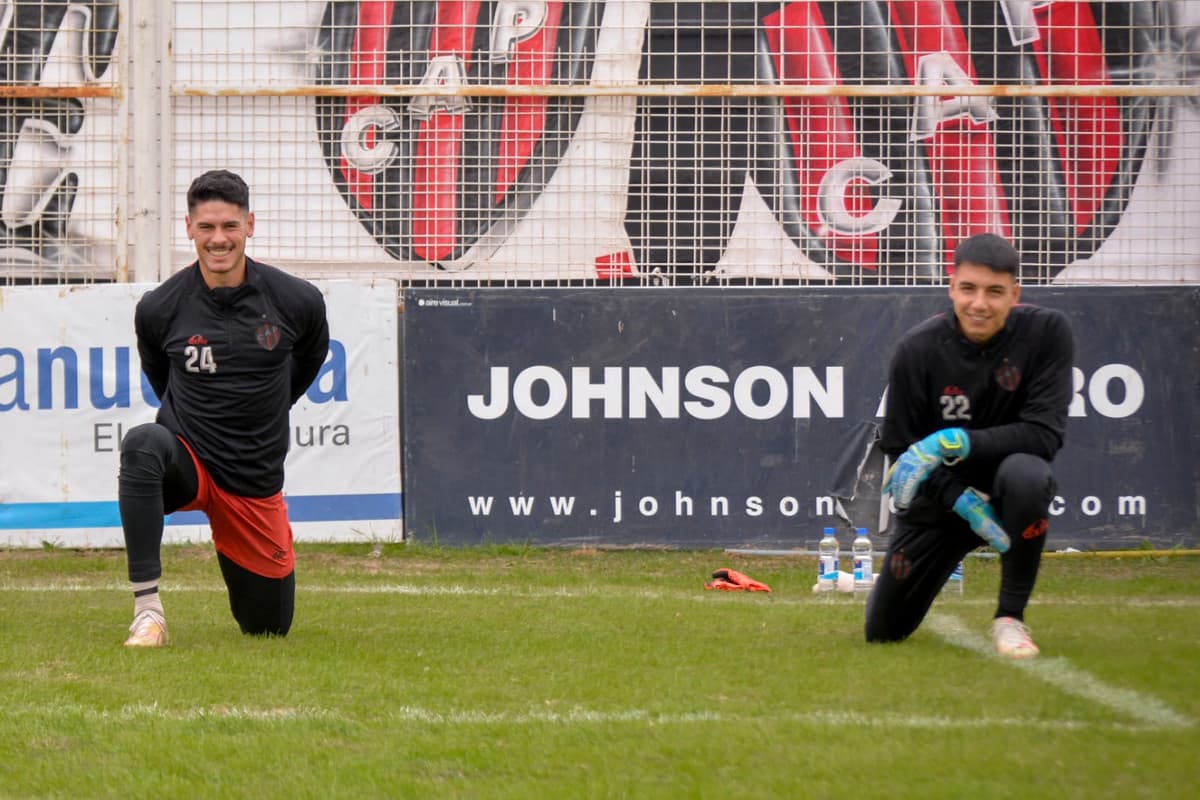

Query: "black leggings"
<box><xmin>218</xmin><ymin>552</ymin><xmax>296</xmax><ymax>636</ymax></box>
<box><xmin>119</xmin><ymin>423</ymin><xmax>295</xmax><ymax>636</ymax></box>
<box><xmin>865</xmin><ymin>453</ymin><xmax>1056</xmax><ymax>643</ymax></box>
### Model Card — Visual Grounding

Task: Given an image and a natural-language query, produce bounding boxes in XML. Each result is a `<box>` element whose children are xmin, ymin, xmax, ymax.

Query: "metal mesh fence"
<box><xmin>0</xmin><ymin>1</ymin><xmax>120</xmax><ymax>283</ymax></box>
<box><xmin>2</xmin><ymin>1</ymin><xmax>1198</xmax><ymax>287</ymax></box>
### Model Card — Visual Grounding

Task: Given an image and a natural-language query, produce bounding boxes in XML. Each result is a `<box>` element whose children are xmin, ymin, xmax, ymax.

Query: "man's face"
<box><xmin>186</xmin><ymin>200</ymin><xmax>254</xmax><ymax>286</ymax></box>
<box><xmin>948</xmin><ymin>260</ymin><xmax>1021</xmax><ymax>344</ymax></box>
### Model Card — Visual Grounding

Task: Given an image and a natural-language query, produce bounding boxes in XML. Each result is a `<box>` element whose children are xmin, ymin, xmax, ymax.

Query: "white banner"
<box><xmin>0</xmin><ymin>279</ymin><xmax>402</xmax><ymax>546</ymax></box>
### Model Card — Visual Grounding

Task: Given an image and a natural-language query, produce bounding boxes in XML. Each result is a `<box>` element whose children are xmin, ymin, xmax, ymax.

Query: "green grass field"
<box><xmin>0</xmin><ymin>544</ymin><xmax>1196</xmax><ymax>799</ymax></box>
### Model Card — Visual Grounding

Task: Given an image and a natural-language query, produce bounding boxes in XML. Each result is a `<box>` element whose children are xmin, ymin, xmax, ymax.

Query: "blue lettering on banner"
<box><xmin>0</xmin><ymin>346</ymin><xmax>155</xmax><ymax>411</ymax></box>
<box><xmin>0</xmin><ymin>493</ymin><xmax>401</xmax><ymax>529</ymax></box>
<box><xmin>306</xmin><ymin>339</ymin><xmax>349</xmax><ymax>403</ymax></box>
<box><xmin>0</xmin><ymin>340</ymin><xmax>349</xmax><ymax>411</ymax></box>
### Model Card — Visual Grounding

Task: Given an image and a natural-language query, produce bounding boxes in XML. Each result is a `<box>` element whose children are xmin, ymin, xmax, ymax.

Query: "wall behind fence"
<box><xmin>1</xmin><ymin>1</ymin><xmax>1198</xmax><ymax>286</ymax></box>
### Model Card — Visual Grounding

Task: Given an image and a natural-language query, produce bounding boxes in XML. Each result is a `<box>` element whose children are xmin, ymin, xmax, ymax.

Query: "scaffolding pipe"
<box><xmin>129</xmin><ymin>2</ymin><xmax>168</xmax><ymax>283</ymax></box>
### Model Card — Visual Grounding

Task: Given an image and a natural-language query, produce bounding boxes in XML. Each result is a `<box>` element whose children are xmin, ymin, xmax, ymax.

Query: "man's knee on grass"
<box><xmin>864</xmin><ymin>600</ymin><xmax>920</xmax><ymax>644</ymax></box>
<box><xmin>229</xmin><ymin>585</ymin><xmax>294</xmax><ymax>637</ymax></box>
<box><xmin>219</xmin><ymin>554</ymin><xmax>295</xmax><ymax>637</ymax></box>
<box><xmin>863</xmin><ymin>549</ymin><xmax>927</xmax><ymax>644</ymax></box>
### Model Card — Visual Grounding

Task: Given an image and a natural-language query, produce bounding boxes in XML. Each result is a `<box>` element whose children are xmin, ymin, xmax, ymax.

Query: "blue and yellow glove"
<box><xmin>952</xmin><ymin>488</ymin><xmax>1011</xmax><ymax>553</ymax></box>
<box><xmin>883</xmin><ymin>428</ymin><xmax>971</xmax><ymax>509</ymax></box>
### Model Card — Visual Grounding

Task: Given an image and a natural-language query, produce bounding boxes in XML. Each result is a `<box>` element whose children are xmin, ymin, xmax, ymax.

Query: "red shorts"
<box><xmin>177</xmin><ymin>438</ymin><xmax>295</xmax><ymax>579</ymax></box>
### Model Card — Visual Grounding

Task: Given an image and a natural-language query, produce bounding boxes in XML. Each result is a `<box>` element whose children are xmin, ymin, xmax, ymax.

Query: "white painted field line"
<box><xmin>6</xmin><ymin>700</ymin><xmax>1145</xmax><ymax>732</ymax></box>
<box><xmin>6</xmin><ymin>701</ymin><xmax>335</xmax><ymax>722</ymax></box>
<box><xmin>2</xmin><ymin>581</ymin><xmax>1199</xmax><ymax>609</ymax></box>
<box><xmin>380</xmin><ymin>707</ymin><xmax>1106</xmax><ymax>731</ymax></box>
<box><xmin>927</xmin><ymin>612</ymin><xmax>1194</xmax><ymax>730</ymax></box>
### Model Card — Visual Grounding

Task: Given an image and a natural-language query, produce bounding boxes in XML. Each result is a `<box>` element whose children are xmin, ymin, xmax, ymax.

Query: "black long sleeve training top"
<box><xmin>881</xmin><ymin>304</ymin><xmax>1075</xmax><ymax>514</ymax></box>
<box><xmin>135</xmin><ymin>258</ymin><xmax>330</xmax><ymax>497</ymax></box>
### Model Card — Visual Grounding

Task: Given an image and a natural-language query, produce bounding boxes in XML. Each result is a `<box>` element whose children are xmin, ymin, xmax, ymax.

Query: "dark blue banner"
<box><xmin>401</xmin><ymin>288</ymin><xmax>1198</xmax><ymax>550</ymax></box>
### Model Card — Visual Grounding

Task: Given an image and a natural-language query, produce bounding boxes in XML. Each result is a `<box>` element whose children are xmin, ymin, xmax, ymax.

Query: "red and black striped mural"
<box><xmin>315</xmin><ymin>1</ymin><xmax>602</xmax><ymax>264</ymax></box>
<box><xmin>747</xmin><ymin>0</ymin><xmax>1154</xmax><ymax>278</ymax></box>
<box><xmin>314</xmin><ymin>1</ymin><xmax>1177</xmax><ymax>280</ymax></box>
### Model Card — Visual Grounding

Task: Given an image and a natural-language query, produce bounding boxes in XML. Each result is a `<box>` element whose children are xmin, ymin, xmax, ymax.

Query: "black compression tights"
<box><xmin>217</xmin><ymin>553</ymin><xmax>296</xmax><ymax>636</ymax></box>
<box><xmin>119</xmin><ymin>423</ymin><xmax>199</xmax><ymax>583</ymax></box>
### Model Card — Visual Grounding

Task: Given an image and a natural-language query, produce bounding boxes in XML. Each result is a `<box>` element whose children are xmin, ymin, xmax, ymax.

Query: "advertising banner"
<box><xmin>0</xmin><ymin>280</ymin><xmax>402</xmax><ymax>546</ymax></box>
<box><xmin>402</xmin><ymin>287</ymin><xmax>1198</xmax><ymax>550</ymax></box>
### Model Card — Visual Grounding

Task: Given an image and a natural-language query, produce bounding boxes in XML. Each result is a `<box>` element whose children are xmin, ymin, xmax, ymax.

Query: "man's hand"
<box><xmin>952</xmin><ymin>488</ymin><xmax>1011</xmax><ymax>553</ymax></box>
<box><xmin>883</xmin><ymin>428</ymin><xmax>971</xmax><ymax>509</ymax></box>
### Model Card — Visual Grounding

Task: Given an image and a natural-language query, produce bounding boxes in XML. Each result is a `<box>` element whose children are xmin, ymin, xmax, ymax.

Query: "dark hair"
<box><xmin>187</xmin><ymin>170</ymin><xmax>250</xmax><ymax>212</ymax></box>
<box><xmin>953</xmin><ymin>233</ymin><xmax>1019</xmax><ymax>275</ymax></box>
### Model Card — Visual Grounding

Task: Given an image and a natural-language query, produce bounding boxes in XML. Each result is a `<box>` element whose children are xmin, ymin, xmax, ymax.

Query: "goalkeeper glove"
<box><xmin>883</xmin><ymin>428</ymin><xmax>971</xmax><ymax>509</ymax></box>
<box><xmin>704</xmin><ymin>568</ymin><xmax>772</xmax><ymax>593</ymax></box>
<box><xmin>952</xmin><ymin>488</ymin><xmax>1011</xmax><ymax>553</ymax></box>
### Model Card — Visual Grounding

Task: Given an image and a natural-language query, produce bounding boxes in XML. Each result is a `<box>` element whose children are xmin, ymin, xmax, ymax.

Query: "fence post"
<box><xmin>128</xmin><ymin>0</ymin><xmax>172</xmax><ymax>283</ymax></box>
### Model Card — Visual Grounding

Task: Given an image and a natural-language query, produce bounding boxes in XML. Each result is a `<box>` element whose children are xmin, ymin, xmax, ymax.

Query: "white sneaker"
<box><xmin>991</xmin><ymin>616</ymin><xmax>1039</xmax><ymax>659</ymax></box>
<box><xmin>124</xmin><ymin>610</ymin><xmax>169</xmax><ymax>648</ymax></box>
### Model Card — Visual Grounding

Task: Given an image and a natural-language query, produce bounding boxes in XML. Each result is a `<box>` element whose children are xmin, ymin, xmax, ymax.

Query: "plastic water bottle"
<box><xmin>946</xmin><ymin>560</ymin><xmax>964</xmax><ymax>594</ymax></box>
<box><xmin>817</xmin><ymin>527</ymin><xmax>839</xmax><ymax>593</ymax></box>
<box><xmin>852</xmin><ymin>527</ymin><xmax>873</xmax><ymax>594</ymax></box>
